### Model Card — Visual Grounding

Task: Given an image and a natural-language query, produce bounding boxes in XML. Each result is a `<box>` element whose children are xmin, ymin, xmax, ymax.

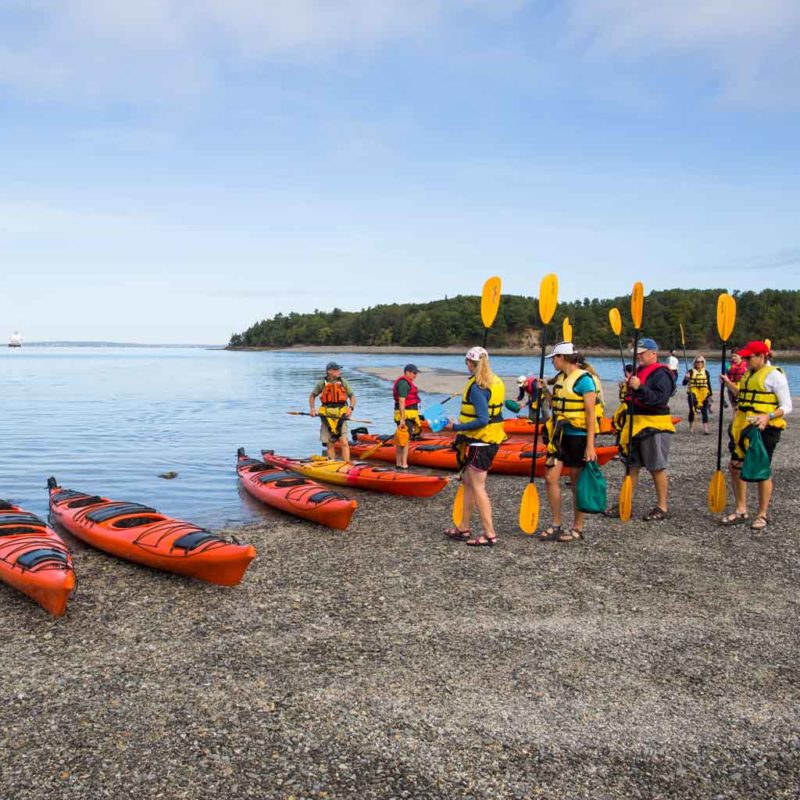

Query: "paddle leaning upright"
<box><xmin>519</xmin><ymin>274</ymin><xmax>558</xmax><ymax>534</ymax></box>
<box><xmin>707</xmin><ymin>293</ymin><xmax>737</xmax><ymax>513</ymax></box>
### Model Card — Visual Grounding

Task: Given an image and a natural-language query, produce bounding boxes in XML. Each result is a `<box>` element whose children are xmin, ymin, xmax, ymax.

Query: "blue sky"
<box><xmin>2</xmin><ymin>1</ymin><xmax>799</xmax><ymax>344</ymax></box>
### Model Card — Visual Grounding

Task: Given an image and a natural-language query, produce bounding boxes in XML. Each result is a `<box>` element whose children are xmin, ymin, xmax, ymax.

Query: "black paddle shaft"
<box><xmin>715</xmin><ymin>341</ymin><xmax>727</xmax><ymax>470</ymax></box>
<box><xmin>528</xmin><ymin>325</ymin><xmax>548</xmax><ymax>483</ymax></box>
<box><xmin>624</xmin><ymin>330</ymin><xmax>640</xmax><ymax>477</ymax></box>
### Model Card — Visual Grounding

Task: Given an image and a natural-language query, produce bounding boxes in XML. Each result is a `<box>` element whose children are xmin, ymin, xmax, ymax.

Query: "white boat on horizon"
<box><xmin>8</xmin><ymin>332</ymin><xmax>22</xmax><ymax>348</ymax></box>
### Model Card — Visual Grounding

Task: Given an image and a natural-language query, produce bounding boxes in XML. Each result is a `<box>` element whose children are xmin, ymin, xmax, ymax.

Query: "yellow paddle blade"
<box><xmin>608</xmin><ymin>307</ymin><xmax>622</xmax><ymax>336</ymax></box>
<box><xmin>452</xmin><ymin>483</ymin><xmax>465</xmax><ymax>527</ymax></box>
<box><xmin>619</xmin><ymin>475</ymin><xmax>633</xmax><ymax>522</ymax></box>
<box><xmin>562</xmin><ymin>317</ymin><xmax>573</xmax><ymax>343</ymax></box>
<box><xmin>630</xmin><ymin>282</ymin><xmax>644</xmax><ymax>330</ymax></box>
<box><xmin>481</xmin><ymin>276</ymin><xmax>502</xmax><ymax>330</ymax></box>
<box><xmin>716</xmin><ymin>293</ymin><xmax>736</xmax><ymax>342</ymax></box>
<box><xmin>707</xmin><ymin>470</ymin><xmax>727</xmax><ymax>514</ymax></box>
<box><xmin>519</xmin><ymin>483</ymin><xmax>540</xmax><ymax>534</ymax></box>
<box><xmin>764</xmin><ymin>338</ymin><xmax>772</xmax><ymax>349</ymax></box>
<box><xmin>679</xmin><ymin>321</ymin><xmax>686</xmax><ymax>348</ymax></box>
<box><xmin>538</xmin><ymin>273</ymin><xmax>559</xmax><ymax>325</ymax></box>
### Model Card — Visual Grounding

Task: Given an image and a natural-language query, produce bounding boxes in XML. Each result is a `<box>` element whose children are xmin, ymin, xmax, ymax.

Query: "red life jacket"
<box><xmin>393</xmin><ymin>376</ymin><xmax>420</xmax><ymax>410</ymax></box>
<box><xmin>627</xmin><ymin>363</ymin><xmax>674</xmax><ymax>414</ymax></box>
<box><xmin>320</xmin><ymin>380</ymin><xmax>349</xmax><ymax>407</ymax></box>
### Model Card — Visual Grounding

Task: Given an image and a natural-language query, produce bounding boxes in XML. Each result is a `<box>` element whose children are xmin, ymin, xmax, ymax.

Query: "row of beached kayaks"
<box><xmin>3</xmin><ymin>432</ymin><xmax>623</xmax><ymax>616</ymax></box>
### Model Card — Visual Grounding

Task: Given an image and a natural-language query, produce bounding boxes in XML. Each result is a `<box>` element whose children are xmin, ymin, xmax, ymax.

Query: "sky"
<box><xmin>2</xmin><ymin>1</ymin><xmax>800</xmax><ymax>344</ymax></box>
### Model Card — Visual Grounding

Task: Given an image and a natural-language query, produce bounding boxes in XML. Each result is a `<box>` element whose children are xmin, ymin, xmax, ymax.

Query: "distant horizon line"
<box><xmin>17</xmin><ymin>341</ymin><xmax>222</xmax><ymax>348</ymax></box>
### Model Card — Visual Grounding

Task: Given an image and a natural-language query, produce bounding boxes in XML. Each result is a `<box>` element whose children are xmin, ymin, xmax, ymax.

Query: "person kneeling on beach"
<box><xmin>393</xmin><ymin>363</ymin><xmax>421</xmax><ymax>469</ymax></box>
<box><xmin>534</xmin><ymin>341</ymin><xmax>599</xmax><ymax>543</ymax></box>
<box><xmin>442</xmin><ymin>347</ymin><xmax>507</xmax><ymax>547</ymax></box>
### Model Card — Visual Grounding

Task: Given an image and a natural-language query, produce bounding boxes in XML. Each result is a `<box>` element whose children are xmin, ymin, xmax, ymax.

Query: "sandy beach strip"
<box><xmin>2</xmin><ymin>408</ymin><xmax>798</xmax><ymax>798</ymax></box>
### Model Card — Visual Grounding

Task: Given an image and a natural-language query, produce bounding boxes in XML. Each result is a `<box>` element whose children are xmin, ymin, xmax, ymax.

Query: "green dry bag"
<box><xmin>576</xmin><ymin>461</ymin><xmax>607</xmax><ymax>513</ymax></box>
<box><xmin>741</xmin><ymin>427</ymin><xmax>771</xmax><ymax>483</ymax></box>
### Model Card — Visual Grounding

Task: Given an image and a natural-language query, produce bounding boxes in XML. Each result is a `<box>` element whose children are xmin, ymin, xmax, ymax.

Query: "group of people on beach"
<box><xmin>306</xmin><ymin>338</ymin><xmax>791</xmax><ymax>545</ymax></box>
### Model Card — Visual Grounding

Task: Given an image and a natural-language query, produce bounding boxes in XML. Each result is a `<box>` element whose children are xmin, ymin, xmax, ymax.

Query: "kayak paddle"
<box><xmin>707</xmin><ymin>292</ymin><xmax>736</xmax><ymax>513</ymax></box>
<box><xmin>287</xmin><ymin>411</ymin><xmax>373</xmax><ymax>424</ymax></box>
<box><xmin>619</xmin><ymin>281</ymin><xmax>644</xmax><ymax>522</ymax></box>
<box><xmin>562</xmin><ymin>317</ymin><xmax>573</xmax><ymax>343</ymax></box>
<box><xmin>608</xmin><ymin>307</ymin><xmax>627</xmax><ymax>372</ymax></box>
<box><xmin>519</xmin><ymin>273</ymin><xmax>558</xmax><ymax>534</ymax></box>
<box><xmin>764</xmin><ymin>338</ymin><xmax>771</xmax><ymax>350</ymax></box>
<box><xmin>452</xmin><ymin>276</ymin><xmax>503</xmax><ymax>526</ymax></box>
<box><xmin>679</xmin><ymin>322</ymin><xmax>690</xmax><ymax>374</ymax></box>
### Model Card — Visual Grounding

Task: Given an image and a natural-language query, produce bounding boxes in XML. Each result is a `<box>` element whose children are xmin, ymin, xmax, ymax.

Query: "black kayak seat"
<box><xmin>274</xmin><ymin>478</ymin><xmax>308</xmax><ymax>487</ymax></box>
<box><xmin>0</xmin><ymin>526</ymin><xmax>45</xmax><ymax>537</ymax></box>
<box><xmin>67</xmin><ymin>496</ymin><xmax>103</xmax><ymax>509</ymax></box>
<box><xmin>309</xmin><ymin>491</ymin><xmax>345</xmax><ymax>503</ymax></box>
<box><xmin>17</xmin><ymin>548</ymin><xmax>68</xmax><ymax>569</ymax></box>
<box><xmin>51</xmin><ymin>489</ymin><xmax>86</xmax><ymax>503</ymax></box>
<box><xmin>258</xmin><ymin>471</ymin><xmax>298</xmax><ymax>484</ymax></box>
<box><xmin>414</xmin><ymin>445</ymin><xmax>450</xmax><ymax>452</ymax></box>
<box><xmin>172</xmin><ymin>530</ymin><xmax>222</xmax><ymax>552</ymax></box>
<box><xmin>85</xmin><ymin>503</ymin><xmax>157</xmax><ymax>524</ymax></box>
<box><xmin>0</xmin><ymin>514</ymin><xmax>46</xmax><ymax>528</ymax></box>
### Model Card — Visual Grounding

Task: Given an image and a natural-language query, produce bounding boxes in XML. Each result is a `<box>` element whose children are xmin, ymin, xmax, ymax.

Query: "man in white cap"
<box><xmin>607</xmin><ymin>337</ymin><xmax>676</xmax><ymax>521</ymax></box>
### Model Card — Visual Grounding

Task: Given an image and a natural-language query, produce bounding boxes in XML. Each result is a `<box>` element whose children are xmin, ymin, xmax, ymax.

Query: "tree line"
<box><xmin>228</xmin><ymin>289</ymin><xmax>800</xmax><ymax>351</ymax></box>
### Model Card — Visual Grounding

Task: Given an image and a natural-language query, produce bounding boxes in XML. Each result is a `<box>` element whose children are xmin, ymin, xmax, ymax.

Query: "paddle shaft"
<box><xmin>715</xmin><ymin>341</ymin><xmax>727</xmax><ymax>471</ymax></box>
<box><xmin>288</xmin><ymin>411</ymin><xmax>373</xmax><ymax>423</ymax></box>
<box><xmin>527</xmin><ymin>326</ymin><xmax>548</xmax><ymax>483</ymax></box>
<box><xmin>616</xmin><ymin>336</ymin><xmax>627</xmax><ymax>373</ymax></box>
<box><xmin>624</xmin><ymin>331</ymin><xmax>640</xmax><ymax>477</ymax></box>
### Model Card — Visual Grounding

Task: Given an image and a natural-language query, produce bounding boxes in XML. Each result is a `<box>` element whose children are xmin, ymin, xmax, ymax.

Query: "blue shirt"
<box><xmin>453</xmin><ymin>383</ymin><xmax>490</xmax><ymax>432</ymax></box>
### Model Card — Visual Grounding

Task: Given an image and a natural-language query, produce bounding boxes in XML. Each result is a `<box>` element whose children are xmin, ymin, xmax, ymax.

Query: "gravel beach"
<box><xmin>2</xmin><ymin>395</ymin><xmax>799</xmax><ymax>799</ymax></box>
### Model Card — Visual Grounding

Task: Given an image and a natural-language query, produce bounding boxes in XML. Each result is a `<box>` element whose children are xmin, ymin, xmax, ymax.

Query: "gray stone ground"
<box><xmin>1</xmin><ymin>409</ymin><xmax>798</xmax><ymax>799</ymax></box>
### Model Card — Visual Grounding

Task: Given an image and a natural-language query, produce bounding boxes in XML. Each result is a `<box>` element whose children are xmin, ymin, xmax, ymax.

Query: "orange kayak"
<box><xmin>261</xmin><ymin>451</ymin><xmax>449</xmax><ymax>498</ymax></box>
<box><xmin>237</xmin><ymin>449</ymin><xmax>357</xmax><ymax>530</ymax></box>
<box><xmin>0</xmin><ymin>500</ymin><xmax>75</xmax><ymax>616</ymax></box>
<box><xmin>48</xmin><ymin>478</ymin><xmax>256</xmax><ymax>586</ymax></box>
<box><xmin>339</xmin><ymin>435</ymin><xmax>618</xmax><ymax>476</ymax></box>
<box><xmin>421</xmin><ymin>415</ymin><xmax>682</xmax><ymax>436</ymax></box>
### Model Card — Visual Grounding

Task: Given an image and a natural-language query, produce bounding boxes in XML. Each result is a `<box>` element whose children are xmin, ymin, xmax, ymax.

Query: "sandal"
<box><xmin>556</xmin><ymin>528</ymin><xmax>583</xmax><ymax>543</ymax></box>
<box><xmin>443</xmin><ymin>527</ymin><xmax>471</xmax><ymax>541</ymax></box>
<box><xmin>602</xmin><ymin>505</ymin><xmax>620</xmax><ymax>518</ymax></box>
<box><xmin>750</xmin><ymin>516</ymin><xmax>769</xmax><ymax>534</ymax></box>
<box><xmin>534</xmin><ymin>524</ymin><xmax>564</xmax><ymax>541</ymax></box>
<box><xmin>466</xmin><ymin>534</ymin><xmax>496</xmax><ymax>547</ymax></box>
<box><xmin>720</xmin><ymin>511</ymin><xmax>749</xmax><ymax>527</ymax></box>
<box><xmin>642</xmin><ymin>507</ymin><xmax>669</xmax><ymax>522</ymax></box>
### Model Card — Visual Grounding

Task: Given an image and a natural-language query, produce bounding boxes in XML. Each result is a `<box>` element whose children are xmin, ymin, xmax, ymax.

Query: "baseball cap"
<box><xmin>545</xmin><ymin>341</ymin><xmax>577</xmax><ymax>359</ymax></box>
<box><xmin>516</xmin><ymin>375</ymin><xmax>527</xmax><ymax>386</ymax></box>
<box><xmin>403</xmin><ymin>363</ymin><xmax>419</xmax><ymax>374</ymax></box>
<box><xmin>325</xmin><ymin>361</ymin><xmax>342</xmax><ymax>371</ymax></box>
<box><xmin>737</xmin><ymin>341</ymin><xmax>769</xmax><ymax>357</ymax></box>
<box><xmin>638</xmin><ymin>337</ymin><xmax>659</xmax><ymax>352</ymax></box>
<box><xmin>465</xmin><ymin>346</ymin><xmax>488</xmax><ymax>362</ymax></box>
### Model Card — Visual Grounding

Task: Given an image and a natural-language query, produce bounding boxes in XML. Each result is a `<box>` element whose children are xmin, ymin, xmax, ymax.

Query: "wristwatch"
<box><xmin>768</xmin><ymin>411</ymin><xmax>775</xmax><ymax>420</ymax></box>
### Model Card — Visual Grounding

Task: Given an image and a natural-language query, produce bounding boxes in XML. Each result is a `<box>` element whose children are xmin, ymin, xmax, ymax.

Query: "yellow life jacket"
<box><xmin>687</xmin><ymin>368</ymin><xmax>711</xmax><ymax>406</ymax></box>
<box><xmin>550</xmin><ymin>369</ymin><xmax>599</xmax><ymax>433</ymax></box>
<box><xmin>458</xmin><ymin>375</ymin><xmax>507</xmax><ymax>444</ymax></box>
<box><xmin>736</xmin><ymin>366</ymin><xmax>787</xmax><ymax>429</ymax></box>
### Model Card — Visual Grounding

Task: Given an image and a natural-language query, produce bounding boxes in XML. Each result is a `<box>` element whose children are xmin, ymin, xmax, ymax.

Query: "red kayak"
<box><xmin>237</xmin><ymin>448</ymin><xmax>357</xmax><ymax>530</ymax></box>
<box><xmin>261</xmin><ymin>451</ymin><xmax>449</xmax><ymax>498</ymax></box>
<box><xmin>0</xmin><ymin>500</ymin><xmax>75</xmax><ymax>616</ymax></box>
<box><xmin>48</xmin><ymin>478</ymin><xmax>256</xmax><ymax>586</ymax></box>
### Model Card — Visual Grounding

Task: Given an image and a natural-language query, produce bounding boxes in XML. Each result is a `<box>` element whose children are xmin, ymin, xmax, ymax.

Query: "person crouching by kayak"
<box><xmin>393</xmin><ymin>364</ymin><xmax>421</xmax><ymax>469</ymax></box>
<box><xmin>683</xmin><ymin>355</ymin><xmax>712</xmax><ymax>434</ymax></box>
<box><xmin>534</xmin><ymin>341</ymin><xmax>599</xmax><ymax>543</ymax></box>
<box><xmin>512</xmin><ymin>375</ymin><xmax>550</xmax><ymax>421</ymax></box>
<box><xmin>442</xmin><ymin>346</ymin><xmax>507</xmax><ymax>547</ymax></box>
<box><xmin>309</xmin><ymin>362</ymin><xmax>356</xmax><ymax>462</ymax></box>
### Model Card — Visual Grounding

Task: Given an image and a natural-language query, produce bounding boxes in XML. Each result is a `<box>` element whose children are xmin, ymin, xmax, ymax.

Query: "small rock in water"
<box><xmin>158</xmin><ymin>471</ymin><xmax>178</xmax><ymax>479</ymax></box>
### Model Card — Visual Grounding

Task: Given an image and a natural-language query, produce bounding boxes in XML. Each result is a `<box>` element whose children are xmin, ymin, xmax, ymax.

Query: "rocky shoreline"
<box><xmin>2</xmin><ymin>409</ymin><xmax>798</xmax><ymax>798</ymax></box>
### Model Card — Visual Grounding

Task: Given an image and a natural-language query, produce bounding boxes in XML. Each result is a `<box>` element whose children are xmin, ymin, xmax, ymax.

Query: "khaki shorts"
<box><xmin>628</xmin><ymin>431</ymin><xmax>672</xmax><ymax>471</ymax></box>
<box><xmin>320</xmin><ymin>419</ymin><xmax>349</xmax><ymax>444</ymax></box>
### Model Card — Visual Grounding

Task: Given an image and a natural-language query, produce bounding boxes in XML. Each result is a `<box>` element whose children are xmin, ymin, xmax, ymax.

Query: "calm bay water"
<box><xmin>3</xmin><ymin>346</ymin><xmax>798</xmax><ymax>530</ymax></box>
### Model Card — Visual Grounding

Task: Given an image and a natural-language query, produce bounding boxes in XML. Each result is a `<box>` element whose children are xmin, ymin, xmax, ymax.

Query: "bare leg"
<box><xmin>570</xmin><ymin>469</ymin><xmax>586</xmax><ymax>532</ymax></box>
<box><xmin>651</xmin><ymin>469</ymin><xmax>668</xmax><ymax>512</ymax></box>
<box><xmin>545</xmin><ymin>461</ymin><xmax>564</xmax><ymax>528</ymax></box>
<box><xmin>755</xmin><ymin>478</ymin><xmax>773</xmax><ymax>521</ymax></box>
<box><xmin>464</xmin><ymin>468</ymin><xmax>496</xmax><ymax>539</ymax></box>
<box><xmin>729</xmin><ymin>461</ymin><xmax>747</xmax><ymax>513</ymax></box>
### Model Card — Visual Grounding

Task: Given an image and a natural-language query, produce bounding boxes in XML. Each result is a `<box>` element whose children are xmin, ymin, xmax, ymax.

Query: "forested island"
<box><xmin>228</xmin><ymin>288</ymin><xmax>800</xmax><ymax>351</ymax></box>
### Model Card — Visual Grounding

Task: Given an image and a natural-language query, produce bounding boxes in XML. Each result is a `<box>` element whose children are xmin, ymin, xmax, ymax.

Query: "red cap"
<box><xmin>736</xmin><ymin>341</ymin><xmax>770</xmax><ymax>357</ymax></box>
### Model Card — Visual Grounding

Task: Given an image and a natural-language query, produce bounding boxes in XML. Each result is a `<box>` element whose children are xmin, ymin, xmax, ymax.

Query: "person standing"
<box><xmin>392</xmin><ymin>364</ymin><xmax>421</xmax><ymax>469</ymax></box>
<box><xmin>667</xmin><ymin>349</ymin><xmax>680</xmax><ymax>378</ymax></box>
<box><xmin>606</xmin><ymin>337</ymin><xmax>676</xmax><ymax>521</ymax></box>
<box><xmin>683</xmin><ymin>355</ymin><xmax>712</xmax><ymax>434</ymax></box>
<box><xmin>442</xmin><ymin>347</ymin><xmax>507</xmax><ymax>547</ymax></box>
<box><xmin>725</xmin><ymin>352</ymin><xmax>747</xmax><ymax>410</ymax></box>
<box><xmin>719</xmin><ymin>341</ymin><xmax>792</xmax><ymax>535</ymax></box>
<box><xmin>309</xmin><ymin>362</ymin><xmax>356</xmax><ymax>462</ymax></box>
<box><xmin>534</xmin><ymin>342</ymin><xmax>598</xmax><ymax>543</ymax></box>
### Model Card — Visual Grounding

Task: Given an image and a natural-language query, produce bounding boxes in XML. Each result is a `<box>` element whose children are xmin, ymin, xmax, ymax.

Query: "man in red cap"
<box><xmin>720</xmin><ymin>341</ymin><xmax>792</xmax><ymax>534</ymax></box>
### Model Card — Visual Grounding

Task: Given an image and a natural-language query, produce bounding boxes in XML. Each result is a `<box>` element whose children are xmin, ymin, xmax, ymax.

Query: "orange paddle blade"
<box><xmin>630</xmin><ymin>282</ymin><xmax>644</xmax><ymax>330</ymax></box>
<box><xmin>608</xmin><ymin>307</ymin><xmax>622</xmax><ymax>337</ymax></box>
<box><xmin>562</xmin><ymin>317</ymin><xmax>573</xmax><ymax>343</ymax></box>
<box><xmin>481</xmin><ymin>276</ymin><xmax>502</xmax><ymax>330</ymax></box>
<box><xmin>452</xmin><ymin>483</ymin><xmax>465</xmax><ymax>527</ymax></box>
<box><xmin>707</xmin><ymin>470</ymin><xmax>727</xmax><ymax>514</ymax></box>
<box><xmin>519</xmin><ymin>483</ymin><xmax>540</xmax><ymax>534</ymax></box>
<box><xmin>716</xmin><ymin>293</ymin><xmax>736</xmax><ymax>342</ymax></box>
<box><xmin>619</xmin><ymin>475</ymin><xmax>633</xmax><ymax>522</ymax></box>
<box><xmin>538</xmin><ymin>274</ymin><xmax>559</xmax><ymax>325</ymax></box>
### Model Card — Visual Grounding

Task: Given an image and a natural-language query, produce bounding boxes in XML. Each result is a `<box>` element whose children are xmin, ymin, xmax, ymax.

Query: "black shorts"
<box><xmin>555</xmin><ymin>434</ymin><xmax>587</xmax><ymax>468</ymax></box>
<box><xmin>729</xmin><ymin>425</ymin><xmax>781</xmax><ymax>464</ymax></box>
<box><xmin>453</xmin><ymin>436</ymin><xmax>499</xmax><ymax>472</ymax></box>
